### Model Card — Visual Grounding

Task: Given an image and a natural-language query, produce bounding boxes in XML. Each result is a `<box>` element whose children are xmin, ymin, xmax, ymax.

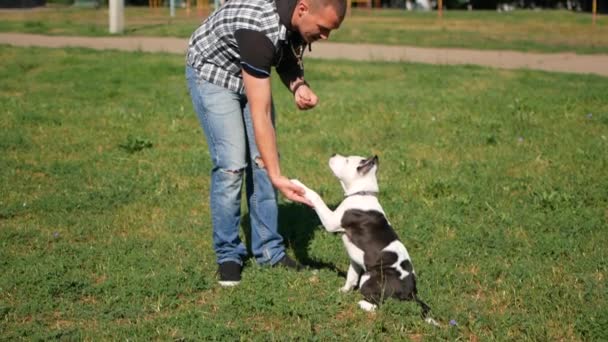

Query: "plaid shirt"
<box><xmin>186</xmin><ymin>0</ymin><xmax>302</xmax><ymax>94</ymax></box>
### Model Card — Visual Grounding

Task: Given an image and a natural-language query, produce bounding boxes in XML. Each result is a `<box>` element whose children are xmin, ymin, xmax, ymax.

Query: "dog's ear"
<box><xmin>357</xmin><ymin>155</ymin><xmax>379</xmax><ymax>175</ymax></box>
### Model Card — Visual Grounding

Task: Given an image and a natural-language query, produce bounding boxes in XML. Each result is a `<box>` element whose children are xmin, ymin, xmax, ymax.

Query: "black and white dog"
<box><xmin>292</xmin><ymin>154</ymin><xmax>435</xmax><ymax>321</ymax></box>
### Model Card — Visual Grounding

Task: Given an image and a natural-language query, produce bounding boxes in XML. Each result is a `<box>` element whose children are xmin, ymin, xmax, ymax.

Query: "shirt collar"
<box><xmin>276</xmin><ymin>0</ymin><xmax>298</xmax><ymax>32</ymax></box>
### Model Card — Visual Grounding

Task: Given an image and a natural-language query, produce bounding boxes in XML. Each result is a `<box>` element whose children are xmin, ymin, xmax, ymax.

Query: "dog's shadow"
<box><xmin>241</xmin><ymin>203</ymin><xmax>346</xmax><ymax>278</ymax></box>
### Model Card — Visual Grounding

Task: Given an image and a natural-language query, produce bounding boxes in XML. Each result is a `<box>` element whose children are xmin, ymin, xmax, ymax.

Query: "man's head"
<box><xmin>291</xmin><ymin>0</ymin><xmax>346</xmax><ymax>43</ymax></box>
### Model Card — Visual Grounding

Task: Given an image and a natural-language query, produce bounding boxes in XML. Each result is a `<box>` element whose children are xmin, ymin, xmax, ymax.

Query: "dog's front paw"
<box><xmin>290</xmin><ymin>179</ymin><xmax>309</xmax><ymax>191</ymax></box>
<box><xmin>290</xmin><ymin>179</ymin><xmax>320</xmax><ymax>202</ymax></box>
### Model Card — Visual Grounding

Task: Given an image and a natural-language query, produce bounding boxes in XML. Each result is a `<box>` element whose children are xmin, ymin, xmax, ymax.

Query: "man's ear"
<box><xmin>295</xmin><ymin>0</ymin><xmax>309</xmax><ymax>16</ymax></box>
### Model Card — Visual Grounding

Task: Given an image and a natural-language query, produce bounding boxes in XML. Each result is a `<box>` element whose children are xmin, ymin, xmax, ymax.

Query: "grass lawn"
<box><xmin>0</xmin><ymin>6</ymin><xmax>607</xmax><ymax>53</ymax></box>
<box><xmin>1</xmin><ymin>45</ymin><xmax>607</xmax><ymax>340</ymax></box>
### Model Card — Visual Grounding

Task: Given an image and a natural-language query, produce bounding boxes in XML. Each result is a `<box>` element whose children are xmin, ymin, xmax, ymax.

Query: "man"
<box><xmin>185</xmin><ymin>0</ymin><xmax>346</xmax><ymax>286</ymax></box>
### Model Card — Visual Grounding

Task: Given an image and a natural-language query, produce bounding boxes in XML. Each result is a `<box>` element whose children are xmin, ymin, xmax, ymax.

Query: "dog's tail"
<box><xmin>413</xmin><ymin>294</ymin><xmax>441</xmax><ymax>327</ymax></box>
<box><xmin>413</xmin><ymin>293</ymin><xmax>431</xmax><ymax>318</ymax></box>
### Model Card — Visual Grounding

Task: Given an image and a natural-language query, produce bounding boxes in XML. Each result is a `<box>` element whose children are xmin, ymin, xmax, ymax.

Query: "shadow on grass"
<box><xmin>241</xmin><ymin>202</ymin><xmax>346</xmax><ymax>278</ymax></box>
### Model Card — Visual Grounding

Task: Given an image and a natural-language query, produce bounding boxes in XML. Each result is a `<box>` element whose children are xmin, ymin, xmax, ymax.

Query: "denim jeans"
<box><xmin>186</xmin><ymin>65</ymin><xmax>286</xmax><ymax>266</ymax></box>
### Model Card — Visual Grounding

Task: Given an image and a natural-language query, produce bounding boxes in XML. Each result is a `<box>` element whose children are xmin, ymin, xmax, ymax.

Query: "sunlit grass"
<box><xmin>0</xmin><ymin>45</ymin><xmax>607</xmax><ymax>339</ymax></box>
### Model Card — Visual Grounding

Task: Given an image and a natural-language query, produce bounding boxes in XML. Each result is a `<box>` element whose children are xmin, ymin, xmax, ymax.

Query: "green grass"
<box><xmin>1</xmin><ymin>45</ymin><xmax>607</xmax><ymax>340</ymax></box>
<box><xmin>334</xmin><ymin>9</ymin><xmax>608</xmax><ymax>54</ymax></box>
<box><xmin>1</xmin><ymin>6</ymin><xmax>607</xmax><ymax>53</ymax></box>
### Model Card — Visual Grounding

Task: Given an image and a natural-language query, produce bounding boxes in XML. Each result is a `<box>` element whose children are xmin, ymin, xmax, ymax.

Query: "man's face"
<box><xmin>296</xmin><ymin>2</ymin><xmax>342</xmax><ymax>43</ymax></box>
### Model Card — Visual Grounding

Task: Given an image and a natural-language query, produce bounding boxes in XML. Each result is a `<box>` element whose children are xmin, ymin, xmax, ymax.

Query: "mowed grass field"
<box><xmin>1</xmin><ymin>45</ymin><xmax>608</xmax><ymax>340</ymax></box>
<box><xmin>0</xmin><ymin>6</ymin><xmax>607</xmax><ymax>53</ymax></box>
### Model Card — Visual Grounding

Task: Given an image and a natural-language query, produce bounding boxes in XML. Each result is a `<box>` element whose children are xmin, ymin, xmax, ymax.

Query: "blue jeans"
<box><xmin>186</xmin><ymin>65</ymin><xmax>286</xmax><ymax>266</ymax></box>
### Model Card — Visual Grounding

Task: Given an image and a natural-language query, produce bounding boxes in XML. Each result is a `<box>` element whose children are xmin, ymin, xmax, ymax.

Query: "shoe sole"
<box><xmin>218</xmin><ymin>280</ymin><xmax>240</xmax><ymax>287</ymax></box>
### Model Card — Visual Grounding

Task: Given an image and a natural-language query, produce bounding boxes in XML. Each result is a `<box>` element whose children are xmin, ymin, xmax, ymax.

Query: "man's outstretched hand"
<box><xmin>272</xmin><ymin>175</ymin><xmax>313</xmax><ymax>207</ymax></box>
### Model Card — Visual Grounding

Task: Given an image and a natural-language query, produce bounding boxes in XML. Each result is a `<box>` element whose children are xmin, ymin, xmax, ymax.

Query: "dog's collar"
<box><xmin>345</xmin><ymin>191</ymin><xmax>379</xmax><ymax>198</ymax></box>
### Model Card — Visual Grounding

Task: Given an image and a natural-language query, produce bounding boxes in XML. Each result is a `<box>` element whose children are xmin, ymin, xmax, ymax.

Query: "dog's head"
<box><xmin>328</xmin><ymin>154</ymin><xmax>379</xmax><ymax>195</ymax></box>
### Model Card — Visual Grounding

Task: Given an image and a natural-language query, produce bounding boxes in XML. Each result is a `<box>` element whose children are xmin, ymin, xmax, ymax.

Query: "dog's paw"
<box><xmin>358</xmin><ymin>300</ymin><xmax>377</xmax><ymax>312</ymax></box>
<box><xmin>290</xmin><ymin>179</ymin><xmax>319</xmax><ymax>201</ymax></box>
<box><xmin>425</xmin><ymin>317</ymin><xmax>442</xmax><ymax>327</ymax></box>
<box><xmin>290</xmin><ymin>179</ymin><xmax>308</xmax><ymax>190</ymax></box>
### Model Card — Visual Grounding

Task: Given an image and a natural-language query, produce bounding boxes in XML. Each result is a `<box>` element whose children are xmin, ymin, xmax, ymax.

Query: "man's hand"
<box><xmin>271</xmin><ymin>175</ymin><xmax>313</xmax><ymax>207</ymax></box>
<box><xmin>290</xmin><ymin>179</ymin><xmax>321</xmax><ymax>207</ymax></box>
<box><xmin>294</xmin><ymin>84</ymin><xmax>318</xmax><ymax>110</ymax></box>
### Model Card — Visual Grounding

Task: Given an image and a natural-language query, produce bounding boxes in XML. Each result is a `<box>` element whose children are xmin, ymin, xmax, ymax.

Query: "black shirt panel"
<box><xmin>235</xmin><ymin>28</ymin><xmax>276</xmax><ymax>78</ymax></box>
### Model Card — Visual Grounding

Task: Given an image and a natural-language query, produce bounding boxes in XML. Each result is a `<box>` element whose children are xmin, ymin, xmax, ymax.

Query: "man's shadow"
<box><xmin>241</xmin><ymin>202</ymin><xmax>346</xmax><ymax>278</ymax></box>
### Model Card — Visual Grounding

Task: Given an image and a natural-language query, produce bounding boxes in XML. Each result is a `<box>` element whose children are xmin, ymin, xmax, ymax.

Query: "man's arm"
<box><xmin>276</xmin><ymin>42</ymin><xmax>304</xmax><ymax>91</ymax></box>
<box><xmin>276</xmin><ymin>44</ymin><xmax>318</xmax><ymax>110</ymax></box>
<box><xmin>241</xmin><ymin>69</ymin><xmax>312</xmax><ymax>206</ymax></box>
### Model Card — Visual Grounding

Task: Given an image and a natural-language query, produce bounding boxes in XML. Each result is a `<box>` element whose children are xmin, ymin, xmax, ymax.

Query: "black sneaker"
<box><xmin>273</xmin><ymin>255</ymin><xmax>304</xmax><ymax>271</ymax></box>
<box><xmin>218</xmin><ymin>261</ymin><xmax>242</xmax><ymax>287</ymax></box>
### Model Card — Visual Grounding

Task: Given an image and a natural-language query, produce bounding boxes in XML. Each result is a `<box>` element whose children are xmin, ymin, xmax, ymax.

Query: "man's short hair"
<box><xmin>309</xmin><ymin>0</ymin><xmax>347</xmax><ymax>19</ymax></box>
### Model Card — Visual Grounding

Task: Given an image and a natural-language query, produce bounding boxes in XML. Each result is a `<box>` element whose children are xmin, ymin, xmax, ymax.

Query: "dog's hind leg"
<box><xmin>358</xmin><ymin>274</ymin><xmax>384</xmax><ymax>312</ymax></box>
<box><xmin>358</xmin><ymin>300</ymin><xmax>377</xmax><ymax>312</ymax></box>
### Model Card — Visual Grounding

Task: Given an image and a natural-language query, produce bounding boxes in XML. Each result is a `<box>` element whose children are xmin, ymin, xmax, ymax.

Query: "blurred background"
<box><xmin>1</xmin><ymin>0</ymin><xmax>606</xmax><ymax>13</ymax></box>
